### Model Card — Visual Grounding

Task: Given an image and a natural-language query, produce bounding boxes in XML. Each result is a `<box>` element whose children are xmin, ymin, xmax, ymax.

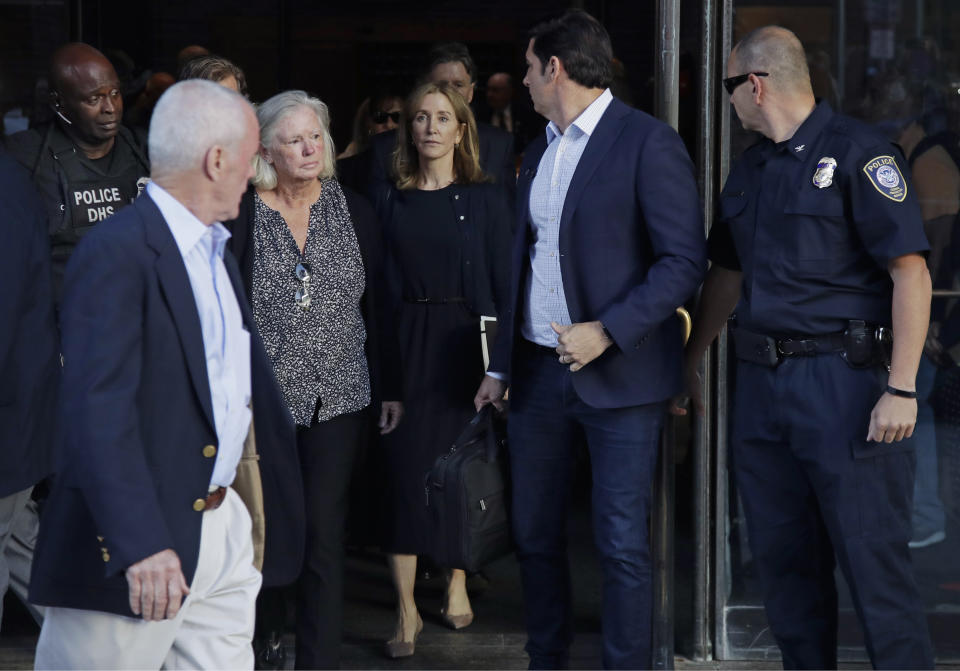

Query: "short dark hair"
<box><xmin>425</xmin><ymin>42</ymin><xmax>477</xmax><ymax>84</ymax></box>
<box><xmin>177</xmin><ymin>54</ymin><xmax>248</xmax><ymax>98</ymax></box>
<box><xmin>528</xmin><ymin>10</ymin><xmax>613</xmax><ymax>89</ymax></box>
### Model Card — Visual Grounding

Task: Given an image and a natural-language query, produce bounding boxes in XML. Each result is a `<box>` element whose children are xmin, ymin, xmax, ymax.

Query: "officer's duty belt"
<box><xmin>733</xmin><ymin>329</ymin><xmax>846</xmax><ymax>367</ymax></box>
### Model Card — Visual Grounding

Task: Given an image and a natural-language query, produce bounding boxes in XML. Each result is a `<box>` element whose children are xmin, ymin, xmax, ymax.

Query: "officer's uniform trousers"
<box><xmin>34</xmin><ymin>488</ymin><xmax>261</xmax><ymax>670</ymax></box>
<box><xmin>731</xmin><ymin>353</ymin><xmax>934</xmax><ymax>670</ymax></box>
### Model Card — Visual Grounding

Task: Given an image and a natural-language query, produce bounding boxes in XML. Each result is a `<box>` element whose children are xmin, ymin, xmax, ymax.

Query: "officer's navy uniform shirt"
<box><xmin>708</xmin><ymin>101</ymin><xmax>929</xmax><ymax>336</ymax></box>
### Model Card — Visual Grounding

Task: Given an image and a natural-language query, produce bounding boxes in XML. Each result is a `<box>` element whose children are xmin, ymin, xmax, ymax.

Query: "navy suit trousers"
<box><xmin>731</xmin><ymin>354</ymin><xmax>934</xmax><ymax>669</ymax></box>
<box><xmin>508</xmin><ymin>341</ymin><xmax>665</xmax><ymax>669</ymax></box>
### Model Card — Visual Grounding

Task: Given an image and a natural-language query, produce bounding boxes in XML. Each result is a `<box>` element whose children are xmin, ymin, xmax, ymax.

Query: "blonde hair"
<box><xmin>392</xmin><ymin>82</ymin><xmax>489</xmax><ymax>190</ymax></box>
<box><xmin>251</xmin><ymin>90</ymin><xmax>336</xmax><ymax>189</ymax></box>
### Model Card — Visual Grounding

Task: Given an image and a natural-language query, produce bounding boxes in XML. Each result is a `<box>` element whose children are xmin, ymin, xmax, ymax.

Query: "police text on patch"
<box><xmin>862</xmin><ymin>155</ymin><xmax>907</xmax><ymax>203</ymax></box>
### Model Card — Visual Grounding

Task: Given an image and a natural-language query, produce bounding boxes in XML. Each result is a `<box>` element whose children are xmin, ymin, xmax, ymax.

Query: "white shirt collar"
<box><xmin>147</xmin><ymin>181</ymin><xmax>231</xmax><ymax>258</ymax></box>
<box><xmin>545</xmin><ymin>88</ymin><xmax>614</xmax><ymax>144</ymax></box>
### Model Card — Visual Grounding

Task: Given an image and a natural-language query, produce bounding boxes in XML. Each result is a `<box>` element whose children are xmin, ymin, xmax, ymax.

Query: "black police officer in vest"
<box><xmin>5</xmin><ymin>43</ymin><xmax>149</xmax><ymax>303</ymax></box>
<box><xmin>677</xmin><ymin>26</ymin><xmax>935</xmax><ymax>670</ymax></box>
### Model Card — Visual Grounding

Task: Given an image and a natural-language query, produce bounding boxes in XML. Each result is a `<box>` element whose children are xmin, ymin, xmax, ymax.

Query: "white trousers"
<box><xmin>35</xmin><ymin>488</ymin><xmax>262</xmax><ymax>670</ymax></box>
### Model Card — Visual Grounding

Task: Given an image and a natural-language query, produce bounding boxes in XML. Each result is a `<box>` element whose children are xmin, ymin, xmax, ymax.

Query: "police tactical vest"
<box><xmin>35</xmin><ymin>125</ymin><xmax>148</xmax><ymax>261</ymax></box>
<box><xmin>10</xmin><ymin>122</ymin><xmax>150</xmax><ymax>300</ymax></box>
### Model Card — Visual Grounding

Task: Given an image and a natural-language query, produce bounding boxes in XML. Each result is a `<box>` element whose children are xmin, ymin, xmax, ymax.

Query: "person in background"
<box><xmin>337</xmin><ymin>90</ymin><xmax>404</xmax><ymax>194</ymax></box>
<box><xmin>224</xmin><ymin>90</ymin><xmax>402</xmax><ymax>670</ymax></box>
<box><xmin>178</xmin><ymin>54</ymin><xmax>248</xmax><ymax>97</ymax></box>
<box><xmin>482</xmin><ymin>71</ymin><xmax>540</xmax><ymax>154</ymax></box>
<box><xmin>5</xmin><ymin>42</ymin><xmax>150</xmax><ymax>304</ymax></box>
<box><xmin>124</xmin><ymin>71</ymin><xmax>175</xmax><ymax>131</ymax></box>
<box><xmin>375</xmin><ymin>81</ymin><xmax>511</xmax><ymax>659</ymax></box>
<box><xmin>176</xmin><ymin>44</ymin><xmax>210</xmax><ymax>71</ymax></box>
<box><xmin>897</xmin><ymin>108</ymin><xmax>958</xmax><ymax>549</ymax></box>
<box><xmin>485</xmin><ymin>72</ymin><xmax>515</xmax><ymax>132</ymax></box>
<box><xmin>0</xmin><ymin>150</ymin><xmax>60</xmax><ymax>632</ymax></box>
<box><xmin>338</xmin><ymin>91</ymin><xmax>403</xmax><ymax>160</ymax></box>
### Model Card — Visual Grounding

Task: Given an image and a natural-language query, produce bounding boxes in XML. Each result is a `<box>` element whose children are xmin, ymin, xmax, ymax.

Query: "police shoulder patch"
<box><xmin>862</xmin><ymin>155</ymin><xmax>907</xmax><ymax>203</ymax></box>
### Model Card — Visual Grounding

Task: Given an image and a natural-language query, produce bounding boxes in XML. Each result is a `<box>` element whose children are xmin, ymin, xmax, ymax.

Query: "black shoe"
<box><xmin>466</xmin><ymin>569</ymin><xmax>491</xmax><ymax>596</ymax></box>
<box><xmin>254</xmin><ymin>631</ymin><xmax>287</xmax><ymax>671</ymax></box>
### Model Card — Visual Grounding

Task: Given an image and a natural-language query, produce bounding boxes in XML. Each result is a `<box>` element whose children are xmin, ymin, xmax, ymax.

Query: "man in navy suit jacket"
<box><xmin>30</xmin><ymin>80</ymin><xmax>304</xmax><ymax>669</ymax></box>
<box><xmin>0</xmin><ymin>151</ymin><xmax>59</xmax><ymax>630</ymax></box>
<box><xmin>475</xmin><ymin>11</ymin><xmax>706</xmax><ymax>669</ymax></box>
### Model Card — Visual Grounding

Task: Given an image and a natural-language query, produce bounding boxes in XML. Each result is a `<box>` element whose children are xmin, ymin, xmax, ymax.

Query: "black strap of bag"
<box><xmin>454</xmin><ymin>405</ymin><xmax>501</xmax><ymax>462</ymax></box>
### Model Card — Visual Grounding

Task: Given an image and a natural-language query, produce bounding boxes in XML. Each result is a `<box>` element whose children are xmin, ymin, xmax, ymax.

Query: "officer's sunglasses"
<box><xmin>373</xmin><ymin>111</ymin><xmax>401</xmax><ymax>124</ymax></box>
<box><xmin>723</xmin><ymin>71</ymin><xmax>768</xmax><ymax>94</ymax></box>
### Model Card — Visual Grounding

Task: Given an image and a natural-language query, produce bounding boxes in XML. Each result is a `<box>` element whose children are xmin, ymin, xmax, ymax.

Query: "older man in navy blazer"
<box><xmin>30</xmin><ymin>80</ymin><xmax>304</xmax><ymax>669</ymax></box>
<box><xmin>475</xmin><ymin>10</ymin><xmax>706</xmax><ymax>669</ymax></box>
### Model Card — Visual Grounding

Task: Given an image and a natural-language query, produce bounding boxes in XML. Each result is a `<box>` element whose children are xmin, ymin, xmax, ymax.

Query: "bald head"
<box><xmin>731</xmin><ymin>26</ymin><xmax>812</xmax><ymax>96</ymax></box>
<box><xmin>49</xmin><ymin>43</ymin><xmax>116</xmax><ymax>93</ymax></box>
<box><xmin>48</xmin><ymin>43</ymin><xmax>123</xmax><ymax>156</ymax></box>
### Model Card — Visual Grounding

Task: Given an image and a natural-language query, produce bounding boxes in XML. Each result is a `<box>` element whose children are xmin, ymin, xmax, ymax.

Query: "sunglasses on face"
<box><xmin>723</xmin><ymin>71</ymin><xmax>768</xmax><ymax>95</ymax></box>
<box><xmin>373</xmin><ymin>111</ymin><xmax>401</xmax><ymax>124</ymax></box>
<box><xmin>295</xmin><ymin>261</ymin><xmax>312</xmax><ymax>312</ymax></box>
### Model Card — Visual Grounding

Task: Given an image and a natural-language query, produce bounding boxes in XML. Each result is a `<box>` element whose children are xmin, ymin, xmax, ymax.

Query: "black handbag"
<box><xmin>424</xmin><ymin>405</ymin><xmax>512</xmax><ymax>572</ymax></box>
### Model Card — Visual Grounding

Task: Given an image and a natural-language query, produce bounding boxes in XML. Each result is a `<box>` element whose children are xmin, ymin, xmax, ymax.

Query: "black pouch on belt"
<box><xmin>732</xmin><ymin>328</ymin><xmax>780</xmax><ymax>367</ymax></box>
<box><xmin>841</xmin><ymin>319</ymin><xmax>876</xmax><ymax>368</ymax></box>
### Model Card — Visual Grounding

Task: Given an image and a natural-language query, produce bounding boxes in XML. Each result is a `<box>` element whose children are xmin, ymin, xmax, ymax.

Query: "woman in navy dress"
<box><xmin>376</xmin><ymin>81</ymin><xmax>512</xmax><ymax>658</ymax></box>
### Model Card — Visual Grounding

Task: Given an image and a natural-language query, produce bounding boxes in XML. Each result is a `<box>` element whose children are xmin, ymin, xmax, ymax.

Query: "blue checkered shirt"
<box><xmin>520</xmin><ymin>88</ymin><xmax>613</xmax><ymax>347</ymax></box>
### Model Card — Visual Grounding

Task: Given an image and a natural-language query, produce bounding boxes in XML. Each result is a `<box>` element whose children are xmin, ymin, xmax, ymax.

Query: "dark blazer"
<box><xmin>224</xmin><ymin>183</ymin><xmax>401</xmax><ymax>404</ymax></box>
<box><xmin>0</xmin><ymin>152</ymin><xmax>60</xmax><ymax>498</ymax></box>
<box><xmin>480</xmin><ymin>102</ymin><xmax>545</xmax><ymax>157</ymax></box>
<box><xmin>367</xmin><ymin>122</ymin><xmax>516</xmax><ymax>204</ymax></box>
<box><xmin>489</xmin><ymin>97</ymin><xmax>707</xmax><ymax>408</ymax></box>
<box><xmin>29</xmin><ymin>193</ymin><xmax>305</xmax><ymax>616</ymax></box>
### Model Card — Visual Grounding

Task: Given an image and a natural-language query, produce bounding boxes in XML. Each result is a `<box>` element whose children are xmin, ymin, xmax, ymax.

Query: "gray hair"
<box><xmin>733</xmin><ymin>26</ymin><xmax>812</xmax><ymax>95</ymax></box>
<box><xmin>149</xmin><ymin>79</ymin><xmax>252</xmax><ymax>175</ymax></box>
<box><xmin>252</xmin><ymin>90</ymin><xmax>336</xmax><ymax>189</ymax></box>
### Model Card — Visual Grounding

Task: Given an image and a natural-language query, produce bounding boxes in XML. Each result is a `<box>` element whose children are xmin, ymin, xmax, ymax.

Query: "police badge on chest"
<box><xmin>812</xmin><ymin>157</ymin><xmax>837</xmax><ymax>188</ymax></box>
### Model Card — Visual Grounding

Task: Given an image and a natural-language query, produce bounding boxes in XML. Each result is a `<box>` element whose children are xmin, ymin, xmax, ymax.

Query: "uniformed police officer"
<box><xmin>678</xmin><ymin>26</ymin><xmax>935</xmax><ymax>669</ymax></box>
<box><xmin>5</xmin><ymin>42</ymin><xmax>149</xmax><ymax>303</ymax></box>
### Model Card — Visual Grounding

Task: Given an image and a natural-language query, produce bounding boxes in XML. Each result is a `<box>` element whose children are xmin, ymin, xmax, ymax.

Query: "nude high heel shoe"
<box><xmin>440</xmin><ymin>607</ymin><xmax>474</xmax><ymax>630</ymax></box>
<box><xmin>384</xmin><ymin>615</ymin><xmax>423</xmax><ymax>659</ymax></box>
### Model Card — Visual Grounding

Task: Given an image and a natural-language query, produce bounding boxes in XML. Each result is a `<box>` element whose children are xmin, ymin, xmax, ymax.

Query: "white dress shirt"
<box><xmin>147</xmin><ymin>182</ymin><xmax>252</xmax><ymax>489</ymax></box>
